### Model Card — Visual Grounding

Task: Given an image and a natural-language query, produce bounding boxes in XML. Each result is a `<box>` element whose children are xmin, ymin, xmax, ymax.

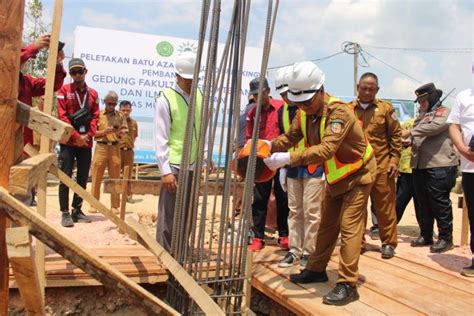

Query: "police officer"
<box><xmin>119</xmin><ymin>100</ymin><xmax>138</xmax><ymax>202</ymax></box>
<box><xmin>406</xmin><ymin>83</ymin><xmax>458</xmax><ymax>253</ymax></box>
<box><xmin>89</xmin><ymin>91</ymin><xmax>128</xmax><ymax>214</ymax></box>
<box><xmin>57</xmin><ymin>58</ymin><xmax>100</xmax><ymax>227</ymax></box>
<box><xmin>264</xmin><ymin>61</ymin><xmax>376</xmax><ymax>306</ymax></box>
<box><xmin>351</xmin><ymin>72</ymin><xmax>402</xmax><ymax>259</ymax></box>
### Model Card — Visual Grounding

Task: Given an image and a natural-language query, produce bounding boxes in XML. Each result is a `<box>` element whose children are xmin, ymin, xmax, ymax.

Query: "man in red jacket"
<box><xmin>56</xmin><ymin>58</ymin><xmax>100</xmax><ymax>227</ymax></box>
<box><xmin>19</xmin><ymin>34</ymin><xmax>67</xmax><ymax>206</ymax></box>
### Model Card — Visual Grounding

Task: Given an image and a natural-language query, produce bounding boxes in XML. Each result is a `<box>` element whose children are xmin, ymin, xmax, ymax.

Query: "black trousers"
<box><xmin>462</xmin><ymin>172</ymin><xmax>474</xmax><ymax>253</ymax></box>
<box><xmin>58</xmin><ymin>145</ymin><xmax>92</xmax><ymax>212</ymax></box>
<box><xmin>252</xmin><ymin>169</ymin><xmax>289</xmax><ymax>239</ymax></box>
<box><xmin>396</xmin><ymin>172</ymin><xmax>420</xmax><ymax>223</ymax></box>
<box><xmin>412</xmin><ymin>166</ymin><xmax>457</xmax><ymax>241</ymax></box>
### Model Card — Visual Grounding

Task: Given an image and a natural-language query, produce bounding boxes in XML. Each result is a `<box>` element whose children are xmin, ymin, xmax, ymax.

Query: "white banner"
<box><xmin>74</xmin><ymin>26</ymin><xmax>263</xmax><ymax>163</ymax></box>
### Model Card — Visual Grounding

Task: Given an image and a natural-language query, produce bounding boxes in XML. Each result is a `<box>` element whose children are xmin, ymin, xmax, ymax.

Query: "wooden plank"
<box><xmin>119</xmin><ymin>166</ymin><xmax>130</xmax><ymax>223</ymax></box>
<box><xmin>6</xmin><ymin>226</ymin><xmax>45</xmax><ymax>315</ymax></box>
<box><xmin>0</xmin><ymin>187</ymin><xmax>179</xmax><ymax>315</ymax></box>
<box><xmin>252</xmin><ymin>264</ymin><xmax>349</xmax><ymax>316</ymax></box>
<box><xmin>16</xmin><ymin>101</ymin><xmax>73</xmax><ymax>143</ymax></box>
<box><xmin>8</xmin><ymin>153</ymin><xmax>56</xmax><ymax>196</ymax></box>
<box><xmin>363</xmin><ymin>250</ymin><xmax>474</xmax><ymax>294</ymax></box>
<box><xmin>461</xmin><ymin>195</ymin><xmax>469</xmax><ymax>246</ymax></box>
<box><xmin>354</xmin><ymin>254</ymin><xmax>474</xmax><ymax>314</ymax></box>
<box><xmin>104</xmin><ymin>178</ymin><xmax>243</xmax><ymax>195</ymax></box>
<box><xmin>126</xmin><ymin>217</ymin><xmax>225</xmax><ymax>315</ymax></box>
<box><xmin>0</xmin><ymin>0</ymin><xmax>25</xmax><ymax>313</ymax></box>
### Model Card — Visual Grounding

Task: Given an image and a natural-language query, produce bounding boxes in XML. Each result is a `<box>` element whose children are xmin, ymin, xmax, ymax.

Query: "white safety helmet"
<box><xmin>275</xmin><ymin>66</ymin><xmax>292</xmax><ymax>94</ymax></box>
<box><xmin>175</xmin><ymin>52</ymin><xmax>196</xmax><ymax>79</ymax></box>
<box><xmin>288</xmin><ymin>61</ymin><xmax>325</xmax><ymax>102</ymax></box>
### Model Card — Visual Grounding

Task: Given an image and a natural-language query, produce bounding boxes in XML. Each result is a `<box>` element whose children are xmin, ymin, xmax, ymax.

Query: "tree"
<box><xmin>22</xmin><ymin>0</ymin><xmax>48</xmax><ymax>77</ymax></box>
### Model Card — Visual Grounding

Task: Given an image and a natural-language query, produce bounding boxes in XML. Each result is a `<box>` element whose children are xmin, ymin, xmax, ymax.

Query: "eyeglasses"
<box><xmin>69</xmin><ymin>69</ymin><xmax>85</xmax><ymax>76</ymax></box>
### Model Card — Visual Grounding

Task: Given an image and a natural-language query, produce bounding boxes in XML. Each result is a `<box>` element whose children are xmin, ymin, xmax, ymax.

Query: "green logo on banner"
<box><xmin>156</xmin><ymin>41</ymin><xmax>174</xmax><ymax>57</ymax></box>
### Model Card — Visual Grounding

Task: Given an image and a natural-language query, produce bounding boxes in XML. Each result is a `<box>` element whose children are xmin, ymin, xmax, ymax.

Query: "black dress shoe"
<box><xmin>61</xmin><ymin>212</ymin><xmax>74</xmax><ymax>227</ymax></box>
<box><xmin>381</xmin><ymin>245</ymin><xmax>395</xmax><ymax>259</ymax></box>
<box><xmin>289</xmin><ymin>269</ymin><xmax>328</xmax><ymax>284</ymax></box>
<box><xmin>410</xmin><ymin>236</ymin><xmax>433</xmax><ymax>247</ymax></box>
<box><xmin>430</xmin><ymin>239</ymin><xmax>454</xmax><ymax>253</ymax></box>
<box><xmin>71</xmin><ymin>209</ymin><xmax>92</xmax><ymax>223</ymax></box>
<box><xmin>323</xmin><ymin>282</ymin><xmax>359</xmax><ymax>306</ymax></box>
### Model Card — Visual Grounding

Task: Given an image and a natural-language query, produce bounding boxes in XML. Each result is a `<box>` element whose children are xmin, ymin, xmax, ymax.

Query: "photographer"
<box><xmin>57</xmin><ymin>58</ymin><xmax>100</xmax><ymax>227</ymax></box>
<box><xmin>89</xmin><ymin>91</ymin><xmax>127</xmax><ymax>214</ymax></box>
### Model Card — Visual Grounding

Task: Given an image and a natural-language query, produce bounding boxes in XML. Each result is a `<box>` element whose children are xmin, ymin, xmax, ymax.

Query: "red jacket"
<box><xmin>245</xmin><ymin>98</ymin><xmax>283</xmax><ymax>142</ymax></box>
<box><xmin>19</xmin><ymin>44</ymin><xmax>67</xmax><ymax>146</ymax></box>
<box><xmin>57</xmin><ymin>83</ymin><xmax>100</xmax><ymax>148</ymax></box>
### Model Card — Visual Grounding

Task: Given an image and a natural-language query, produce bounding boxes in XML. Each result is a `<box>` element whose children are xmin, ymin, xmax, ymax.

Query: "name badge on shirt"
<box><xmin>79</xmin><ymin>126</ymin><xmax>86</xmax><ymax>134</ymax></box>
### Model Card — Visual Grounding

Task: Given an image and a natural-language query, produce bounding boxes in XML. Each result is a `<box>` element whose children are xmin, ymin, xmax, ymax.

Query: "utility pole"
<box><xmin>353</xmin><ymin>42</ymin><xmax>359</xmax><ymax>96</ymax></box>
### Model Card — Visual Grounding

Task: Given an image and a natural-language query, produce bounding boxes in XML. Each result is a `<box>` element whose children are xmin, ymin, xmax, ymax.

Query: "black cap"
<box><xmin>68</xmin><ymin>58</ymin><xmax>85</xmax><ymax>70</ymax></box>
<box><xmin>414</xmin><ymin>82</ymin><xmax>443</xmax><ymax>102</ymax></box>
<box><xmin>58</xmin><ymin>41</ymin><xmax>65</xmax><ymax>52</ymax></box>
<box><xmin>249</xmin><ymin>77</ymin><xmax>269</xmax><ymax>96</ymax></box>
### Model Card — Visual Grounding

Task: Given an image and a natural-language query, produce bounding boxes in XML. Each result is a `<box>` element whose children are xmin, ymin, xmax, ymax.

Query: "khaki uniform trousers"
<box><xmin>121</xmin><ymin>149</ymin><xmax>134</xmax><ymax>196</ymax></box>
<box><xmin>306</xmin><ymin>182</ymin><xmax>373</xmax><ymax>285</ymax></box>
<box><xmin>91</xmin><ymin>143</ymin><xmax>121</xmax><ymax>208</ymax></box>
<box><xmin>287</xmin><ymin>177</ymin><xmax>324</xmax><ymax>257</ymax></box>
<box><xmin>365</xmin><ymin>172</ymin><xmax>398</xmax><ymax>247</ymax></box>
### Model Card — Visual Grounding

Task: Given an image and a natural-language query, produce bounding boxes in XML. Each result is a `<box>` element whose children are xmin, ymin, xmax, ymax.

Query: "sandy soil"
<box><xmin>35</xmin><ymin>177</ymin><xmax>471</xmax><ymax>271</ymax></box>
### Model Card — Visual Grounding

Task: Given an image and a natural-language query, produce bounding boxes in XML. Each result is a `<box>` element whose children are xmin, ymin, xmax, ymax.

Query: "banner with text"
<box><xmin>74</xmin><ymin>26</ymin><xmax>263</xmax><ymax>163</ymax></box>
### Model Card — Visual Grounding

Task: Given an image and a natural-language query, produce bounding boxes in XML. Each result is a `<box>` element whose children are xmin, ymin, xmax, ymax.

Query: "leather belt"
<box><xmin>97</xmin><ymin>141</ymin><xmax>119</xmax><ymax>146</ymax></box>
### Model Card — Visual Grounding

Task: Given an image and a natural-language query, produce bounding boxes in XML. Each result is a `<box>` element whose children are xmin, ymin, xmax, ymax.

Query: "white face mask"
<box><xmin>359</xmin><ymin>102</ymin><xmax>370</xmax><ymax>110</ymax></box>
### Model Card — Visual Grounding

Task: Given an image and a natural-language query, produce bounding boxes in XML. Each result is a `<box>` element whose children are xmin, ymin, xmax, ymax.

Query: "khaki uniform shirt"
<box><xmin>120</xmin><ymin>118</ymin><xmax>138</xmax><ymax>150</ymax></box>
<box><xmin>410</xmin><ymin>106</ymin><xmax>459</xmax><ymax>169</ymax></box>
<box><xmin>95</xmin><ymin>110</ymin><xmax>128</xmax><ymax>143</ymax></box>
<box><xmin>272</xmin><ymin>93</ymin><xmax>376</xmax><ymax>197</ymax></box>
<box><xmin>352</xmin><ymin>99</ymin><xmax>402</xmax><ymax>174</ymax></box>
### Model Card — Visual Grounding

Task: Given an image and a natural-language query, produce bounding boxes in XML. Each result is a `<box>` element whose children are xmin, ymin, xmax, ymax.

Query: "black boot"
<box><xmin>289</xmin><ymin>269</ymin><xmax>328</xmax><ymax>284</ymax></box>
<box><xmin>71</xmin><ymin>209</ymin><xmax>92</xmax><ymax>223</ymax></box>
<box><xmin>410</xmin><ymin>236</ymin><xmax>434</xmax><ymax>247</ymax></box>
<box><xmin>61</xmin><ymin>211</ymin><xmax>74</xmax><ymax>227</ymax></box>
<box><xmin>381</xmin><ymin>245</ymin><xmax>395</xmax><ymax>259</ymax></box>
<box><xmin>430</xmin><ymin>239</ymin><xmax>454</xmax><ymax>253</ymax></box>
<box><xmin>323</xmin><ymin>282</ymin><xmax>359</xmax><ymax>306</ymax></box>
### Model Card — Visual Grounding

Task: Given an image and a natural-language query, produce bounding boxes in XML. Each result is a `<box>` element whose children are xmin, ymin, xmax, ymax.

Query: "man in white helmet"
<box><xmin>154</xmin><ymin>52</ymin><xmax>203</xmax><ymax>252</ymax></box>
<box><xmin>275</xmin><ymin>66</ymin><xmax>325</xmax><ymax>269</ymax></box>
<box><xmin>264</xmin><ymin>61</ymin><xmax>377</xmax><ymax>306</ymax></box>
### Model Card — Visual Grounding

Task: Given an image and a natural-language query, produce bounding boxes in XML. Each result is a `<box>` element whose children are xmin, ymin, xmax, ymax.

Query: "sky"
<box><xmin>32</xmin><ymin>0</ymin><xmax>473</xmax><ymax>102</ymax></box>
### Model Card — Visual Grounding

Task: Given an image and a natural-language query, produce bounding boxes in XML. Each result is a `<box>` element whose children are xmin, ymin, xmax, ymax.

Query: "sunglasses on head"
<box><xmin>69</xmin><ymin>68</ymin><xmax>85</xmax><ymax>76</ymax></box>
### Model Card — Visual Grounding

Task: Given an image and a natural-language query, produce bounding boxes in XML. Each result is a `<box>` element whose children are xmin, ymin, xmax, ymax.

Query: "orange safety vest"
<box><xmin>282</xmin><ymin>103</ymin><xmax>318</xmax><ymax>174</ymax></box>
<box><xmin>320</xmin><ymin>97</ymin><xmax>374</xmax><ymax>185</ymax></box>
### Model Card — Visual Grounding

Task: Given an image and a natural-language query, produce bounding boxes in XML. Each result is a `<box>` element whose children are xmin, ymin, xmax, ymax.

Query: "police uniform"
<box><xmin>90</xmin><ymin>109</ymin><xmax>128</xmax><ymax>210</ymax></box>
<box><xmin>411</xmin><ymin>105</ymin><xmax>458</xmax><ymax>246</ymax></box>
<box><xmin>120</xmin><ymin>117</ymin><xmax>138</xmax><ymax>197</ymax></box>
<box><xmin>352</xmin><ymin>99</ymin><xmax>401</xmax><ymax>250</ymax></box>
<box><xmin>272</xmin><ymin>94</ymin><xmax>377</xmax><ymax>285</ymax></box>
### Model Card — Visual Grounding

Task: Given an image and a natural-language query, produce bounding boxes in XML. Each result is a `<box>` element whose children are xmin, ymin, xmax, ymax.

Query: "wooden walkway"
<box><xmin>8</xmin><ymin>243</ymin><xmax>474</xmax><ymax>314</ymax></box>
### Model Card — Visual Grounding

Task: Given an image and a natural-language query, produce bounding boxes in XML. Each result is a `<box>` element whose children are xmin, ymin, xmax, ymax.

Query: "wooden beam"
<box><xmin>16</xmin><ymin>101</ymin><xmax>73</xmax><ymax>143</ymax></box>
<box><xmin>126</xmin><ymin>218</ymin><xmax>225</xmax><ymax>315</ymax></box>
<box><xmin>0</xmin><ymin>0</ymin><xmax>25</xmax><ymax>313</ymax></box>
<box><xmin>6</xmin><ymin>226</ymin><xmax>45</xmax><ymax>315</ymax></box>
<box><xmin>461</xmin><ymin>195</ymin><xmax>469</xmax><ymax>246</ymax></box>
<box><xmin>104</xmin><ymin>179</ymin><xmax>243</xmax><ymax>196</ymax></box>
<box><xmin>0</xmin><ymin>187</ymin><xmax>179</xmax><ymax>315</ymax></box>
<box><xmin>8</xmin><ymin>153</ymin><xmax>56</xmax><ymax>196</ymax></box>
<box><xmin>119</xmin><ymin>166</ymin><xmax>130</xmax><ymax>222</ymax></box>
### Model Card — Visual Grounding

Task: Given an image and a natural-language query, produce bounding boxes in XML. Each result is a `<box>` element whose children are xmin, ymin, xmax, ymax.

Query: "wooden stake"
<box><xmin>0</xmin><ymin>0</ymin><xmax>25</xmax><ymax>313</ymax></box>
<box><xmin>6</xmin><ymin>226</ymin><xmax>45</xmax><ymax>315</ymax></box>
<box><xmin>36</xmin><ymin>0</ymin><xmax>64</xmax><ymax>301</ymax></box>
<box><xmin>0</xmin><ymin>187</ymin><xmax>179</xmax><ymax>316</ymax></box>
<box><xmin>119</xmin><ymin>166</ymin><xmax>130</xmax><ymax>222</ymax></box>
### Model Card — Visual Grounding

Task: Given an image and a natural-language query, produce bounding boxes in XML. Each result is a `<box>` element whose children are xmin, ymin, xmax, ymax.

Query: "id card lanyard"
<box><xmin>75</xmin><ymin>89</ymin><xmax>89</xmax><ymax>134</ymax></box>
